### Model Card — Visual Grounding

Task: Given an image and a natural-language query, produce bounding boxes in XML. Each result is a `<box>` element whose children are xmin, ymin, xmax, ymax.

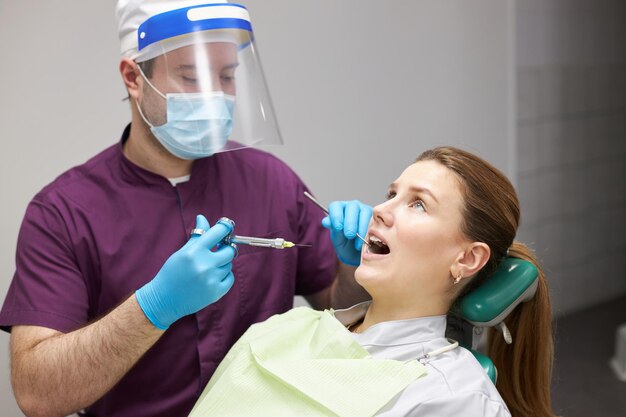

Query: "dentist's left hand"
<box><xmin>135</xmin><ymin>215</ymin><xmax>236</xmax><ymax>330</ymax></box>
<box><xmin>322</xmin><ymin>200</ymin><xmax>372</xmax><ymax>266</ymax></box>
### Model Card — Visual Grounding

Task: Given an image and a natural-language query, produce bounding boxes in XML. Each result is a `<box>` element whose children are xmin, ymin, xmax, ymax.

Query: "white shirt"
<box><xmin>334</xmin><ymin>302</ymin><xmax>511</xmax><ymax>417</ymax></box>
<box><xmin>167</xmin><ymin>174</ymin><xmax>191</xmax><ymax>186</ymax></box>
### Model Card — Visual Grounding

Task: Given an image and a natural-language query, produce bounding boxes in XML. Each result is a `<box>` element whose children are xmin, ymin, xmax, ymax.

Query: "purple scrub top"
<box><xmin>0</xmin><ymin>125</ymin><xmax>336</xmax><ymax>416</ymax></box>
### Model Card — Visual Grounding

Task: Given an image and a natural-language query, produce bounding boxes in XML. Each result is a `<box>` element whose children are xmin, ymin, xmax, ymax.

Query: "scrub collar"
<box><xmin>333</xmin><ymin>301</ymin><xmax>448</xmax><ymax>346</ymax></box>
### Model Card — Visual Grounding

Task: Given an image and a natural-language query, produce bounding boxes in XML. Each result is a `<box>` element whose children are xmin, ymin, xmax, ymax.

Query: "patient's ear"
<box><xmin>454</xmin><ymin>242</ymin><xmax>490</xmax><ymax>279</ymax></box>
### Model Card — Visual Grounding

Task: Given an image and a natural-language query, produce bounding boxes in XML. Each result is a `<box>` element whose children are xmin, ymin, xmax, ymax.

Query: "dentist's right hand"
<box><xmin>135</xmin><ymin>215</ymin><xmax>236</xmax><ymax>330</ymax></box>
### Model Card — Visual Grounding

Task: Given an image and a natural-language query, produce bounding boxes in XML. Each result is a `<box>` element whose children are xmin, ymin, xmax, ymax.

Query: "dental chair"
<box><xmin>446</xmin><ymin>257</ymin><xmax>539</xmax><ymax>384</ymax></box>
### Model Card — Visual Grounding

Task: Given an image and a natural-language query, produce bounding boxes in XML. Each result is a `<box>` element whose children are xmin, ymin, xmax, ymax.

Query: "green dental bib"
<box><xmin>189</xmin><ymin>307</ymin><xmax>427</xmax><ymax>417</ymax></box>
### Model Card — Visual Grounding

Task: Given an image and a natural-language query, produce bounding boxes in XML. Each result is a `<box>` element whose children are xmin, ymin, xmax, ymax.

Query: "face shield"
<box><xmin>134</xmin><ymin>3</ymin><xmax>281</xmax><ymax>159</ymax></box>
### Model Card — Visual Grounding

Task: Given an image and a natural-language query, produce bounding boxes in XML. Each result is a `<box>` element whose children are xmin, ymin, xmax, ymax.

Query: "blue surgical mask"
<box><xmin>136</xmin><ymin>68</ymin><xmax>235</xmax><ymax>160</ymax></box>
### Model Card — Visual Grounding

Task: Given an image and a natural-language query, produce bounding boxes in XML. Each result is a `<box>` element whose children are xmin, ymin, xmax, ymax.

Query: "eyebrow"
<box><xmin>389</xmin><ymin>182</ymin><xmax>439</xmax><ymax>203</ymax></box>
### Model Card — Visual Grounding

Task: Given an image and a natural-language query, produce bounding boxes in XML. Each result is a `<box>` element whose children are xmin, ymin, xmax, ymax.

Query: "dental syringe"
<box><xmin>226</xmin><ymin>234</ymin><xmax>298</xmax><ymax>249</ymax></box>
<box><xmin>190</xmin><ymin>217</ymin><xmax>310</xmax><ymax>250</ymax></box>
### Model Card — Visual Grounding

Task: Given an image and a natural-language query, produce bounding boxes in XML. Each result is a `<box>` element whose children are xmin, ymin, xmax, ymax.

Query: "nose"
<box><xmin>208</xmin><ymin>72</ymin><xmax>224</xmax><ymax>93</ymax></box>
<box><xmin>195</xmin><ymin>70</ymin><xmax>226</xmax><ymax>94</ymax></box>
<box><xmin>372</xmin><ymin>200</ymin><xmax>394</xmax><ymax>227</ymax></box>
<box><xmin>211</xmin><ymin>72</ymin><xmax>236</xmax><ymax>96</ymax></box>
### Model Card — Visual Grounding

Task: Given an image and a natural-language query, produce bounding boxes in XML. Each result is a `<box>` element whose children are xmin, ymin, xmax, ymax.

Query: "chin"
<box><xmin>355</xmin><ymin>263</ymin><xmax>388</xmax><ymax>290</ymax></box>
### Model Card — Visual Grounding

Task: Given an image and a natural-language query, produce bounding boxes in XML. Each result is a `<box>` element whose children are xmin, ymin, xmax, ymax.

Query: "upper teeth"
<box><xmin>370</xmin><ymin>236</ymin><xmax>386</xmax><ymax>246</ymax></box>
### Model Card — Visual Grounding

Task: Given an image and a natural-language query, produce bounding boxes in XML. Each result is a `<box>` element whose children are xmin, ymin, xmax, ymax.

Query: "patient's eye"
<box><xmin>410</xmin><ymin>200</ymin><xmax>426</xmax><ymax>212</ymax></box>
<box><xmin>385</xmin><ymin>191</ymin><xmax>396</xmax><ymax>200</ymax></box>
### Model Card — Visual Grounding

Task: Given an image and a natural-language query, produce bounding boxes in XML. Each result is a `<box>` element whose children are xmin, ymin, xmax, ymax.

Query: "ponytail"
<box><xmin>488</xmin><ymin>242</ymin><xmax>556</xmax><ymax>417</ymax></box>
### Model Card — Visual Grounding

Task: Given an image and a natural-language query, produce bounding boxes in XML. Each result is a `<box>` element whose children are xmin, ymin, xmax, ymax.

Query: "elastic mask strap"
<box><xmin>136</xmin><ymin>64</ymin><xmax>167</xmax><ymax>100</ymax></box>
<box><xmin>135</xmin><ymin>100</ymin><xmax>155</xmax><ymax>129</ymax></box>
<box><xmin>135</xmin><ymin>63</ymin><xmax>167</xmax><ymax>129</ymax></box>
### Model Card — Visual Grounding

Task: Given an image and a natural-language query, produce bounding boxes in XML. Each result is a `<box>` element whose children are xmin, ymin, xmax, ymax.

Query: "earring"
<box><xmin>453</xmin><ymin>272</ymin><xmax>462</xmax><ymax>285</ymax></box>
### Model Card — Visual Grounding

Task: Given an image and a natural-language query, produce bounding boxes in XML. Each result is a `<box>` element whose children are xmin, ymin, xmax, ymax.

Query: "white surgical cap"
<box><xmin>116</xmin><ymin>0</ymin><xmax>229</xmax><ymax>61</ymax></box>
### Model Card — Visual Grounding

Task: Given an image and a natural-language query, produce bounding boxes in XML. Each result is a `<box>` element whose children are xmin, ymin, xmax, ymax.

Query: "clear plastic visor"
<box><xmin>136</xmin><ymin>28</ymin><xmax>282</xmax><ymax>153</ymax></box>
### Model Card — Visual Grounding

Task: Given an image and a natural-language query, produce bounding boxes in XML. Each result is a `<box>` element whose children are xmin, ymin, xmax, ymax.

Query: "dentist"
<box><xmin>0</xmin><ymin>2</ymin><xmax>369</xmax><ymax>416</ymax></box>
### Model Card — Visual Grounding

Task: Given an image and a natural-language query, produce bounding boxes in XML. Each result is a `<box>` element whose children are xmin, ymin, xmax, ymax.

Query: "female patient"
<box><xmin>190</xmin><ymin>146</ymin><xmax>555</xmax><ymax>417</ymax></box>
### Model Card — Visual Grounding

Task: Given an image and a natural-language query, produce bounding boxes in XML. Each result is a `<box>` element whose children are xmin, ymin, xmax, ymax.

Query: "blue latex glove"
<box><xmin>136</xmin><ymin>215</ymin><xmax>236</xmax><ymax>330</ymax></box>
<box><xmin>322</xmin><ymin>200</ymin><xmax>373</xmax><ymax>266</ymax></box>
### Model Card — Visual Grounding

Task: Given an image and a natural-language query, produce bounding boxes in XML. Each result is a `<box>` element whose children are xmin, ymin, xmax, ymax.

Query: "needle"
<box><xmin>304</xmin><ymin>191</ymin><xmax>370</xmax><ymax>247</ymax></box>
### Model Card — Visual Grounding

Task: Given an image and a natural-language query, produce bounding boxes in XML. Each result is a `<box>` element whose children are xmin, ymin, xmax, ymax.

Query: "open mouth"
<box><xmin>367</xmin><ymin>235</ymin><xmax>390</xmax><ymax>255</ymax></box>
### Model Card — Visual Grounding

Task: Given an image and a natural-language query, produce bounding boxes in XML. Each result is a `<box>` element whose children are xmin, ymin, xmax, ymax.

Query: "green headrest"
<box><xmin>457</xmin><ymin>257</ymin><xmax>538</xmax><ymax>327</ymax></box>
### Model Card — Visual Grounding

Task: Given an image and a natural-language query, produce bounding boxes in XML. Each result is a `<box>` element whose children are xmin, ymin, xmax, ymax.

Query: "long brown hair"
<box><xmin>416</xmin><ymin>146</ymin><xmax>555</xmax><ymax>417</ymax></box>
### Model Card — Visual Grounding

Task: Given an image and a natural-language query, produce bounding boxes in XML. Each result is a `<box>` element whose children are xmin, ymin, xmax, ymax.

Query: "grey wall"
<box><xmin>0</xmin><ymin>1</ymin><xmax>513</xmax><ymax>414</ymax></box>
<box><xmin>247</xmin><ymin>0</ymin><xmax>515</xmax><ymax>201</ymax></box>
<box><xmin>515</xmin><ymin>0</ymin><xmax>626</xmax><ymax>316</ymax></box>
